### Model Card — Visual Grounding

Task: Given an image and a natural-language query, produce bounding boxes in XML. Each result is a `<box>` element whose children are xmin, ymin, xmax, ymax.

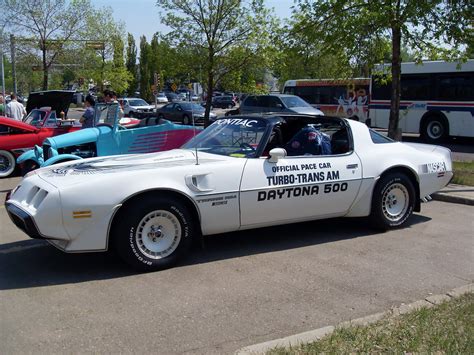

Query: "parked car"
<box><xmin>156</xmin><ymin>92</ymin><xmax>169</xmax><ymax>104</ymax></box>
<box><xmin>5</xmin><ymin>114</ymin><xmax>453</xmax><ymax>271</ymax></box>
<box><xmin>157</xmin><ymin>102</ymin><xmax>217</xmax><ymax>125</ymax></box>
<box><xmin>240</xmin><ymin>94</ymin><xmax>324</xmax><ymax>116</ymax></box>
<box><xmin>211</xmin><ymin>95</ymin><xmax>236</xmax><ymax>109</ymax></box>
<box><xmin>164</xmin><ymin>92</ymin><xmax>180</xmax><ymax>102</ymax></box>
<box><xmin>17</xmin><ymin>103</ymin><xmax>200</xmax><ymax>173</ymax></box>
<box><xmin>118</xmin><ymin>98</ymin><xmax>155</xmax><ymax>118</ymax></box>
<box><xmin>0</xmin><ymin>90</ymin><xmax>79</xmax><ymax>177</ymax></box>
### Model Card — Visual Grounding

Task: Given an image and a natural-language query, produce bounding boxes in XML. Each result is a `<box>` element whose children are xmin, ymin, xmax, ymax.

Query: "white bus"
<box><xmin>282</xmin><ymin>78</ymin><xmax>370</xmax><ymax>122</ymax></box>
<box><xmin>369</xmin><ymin>59</ymin><xmax>474</xmax><ymax>142</ymax></box>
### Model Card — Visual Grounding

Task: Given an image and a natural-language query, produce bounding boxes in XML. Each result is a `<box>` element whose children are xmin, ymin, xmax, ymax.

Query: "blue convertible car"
<box><xmin>18</xmin><ymin>103</ymin><xmax>200</xmax><ymax>174</ymax></box>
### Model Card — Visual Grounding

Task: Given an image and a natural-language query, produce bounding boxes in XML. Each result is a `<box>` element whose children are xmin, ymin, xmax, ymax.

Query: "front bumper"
<box><xmin>5</xmin><ymin>202</ymin><xmax>43</xmax><ymax>239</ymax></box>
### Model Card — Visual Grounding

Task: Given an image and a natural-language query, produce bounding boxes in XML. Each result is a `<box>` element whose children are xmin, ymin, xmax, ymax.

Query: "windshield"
<box><xmin>182</xmin><ymin>118</ymin><xmax>270</xmax><ymax>158</ymax></box>
<box><xmin>24</xmin><ymin>109</ymin><xmax>46</xmax><ymax>126</ymax></box>
<box><xmin>280</xmin><ymin>96</ymin><xmax>312</xmax><ymax>108</ymax></box>
<box><xmin>128</xmin><ymin>99</ymin><xmax>149</xmax><ymax>106</ymax></box>
<box><xmin>94</xmin><ymin>103</ymin><xmax>119</xmax><ymax>126</ymax></box>
<box><xmin>179</xmin><ymin>103</ymin><xmax>204</xmax><ymax>111</ymax></box>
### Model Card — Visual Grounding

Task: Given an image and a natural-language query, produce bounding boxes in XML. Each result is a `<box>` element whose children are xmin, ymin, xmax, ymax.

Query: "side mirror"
<box><xmin>268</xmin><ymin>148</ymin><xmax>286</xmax><ymax>163</ymax></box>
<box><xmin>276</xmin><ymin>103</ymin><xmax>284</xmax><ymax>109</ymax></box>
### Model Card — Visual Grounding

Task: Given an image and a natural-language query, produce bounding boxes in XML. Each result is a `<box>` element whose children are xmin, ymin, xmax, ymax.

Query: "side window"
<box><xmin>267</xmin><ymin>96</ymin><xmax>282</xmax><ymax>108</ymax></box>
<box><xmin>436</xmin><ymin>73</ymin><xmax>474</xmax><ymax>101</ymax></box>
<box><xmin>400</xmin><ymin>74</ymin><xmax>430</xmax><ymax>100</ymax></box>
<box><xmin>243</xmin><ymin>96</ymin><xmax>257</xmax><ymax>107</ymax></box>
<box><xmin>370</xmin><ymin>129</ymin><xmax>394</xmax><ymax>143</ymax></box>
<box><xmin>258</xmin><ymin>96</ymin><xmax>271</xmax><ymax>108</ymax></box>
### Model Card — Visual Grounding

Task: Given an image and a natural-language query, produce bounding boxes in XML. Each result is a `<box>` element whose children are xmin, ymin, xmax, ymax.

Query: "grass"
<box><xmin>268</xmin><ymin>293</ymin><xmax>473</xmax><ymax>354</ymax></box>
<box><xmin>452</xmin><ymin>161</ymin><xmax>474</xmax><ymax>186</ymax></box>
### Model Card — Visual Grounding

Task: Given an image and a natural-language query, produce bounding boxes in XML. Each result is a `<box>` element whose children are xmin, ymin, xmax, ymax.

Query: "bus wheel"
<box><xmin>420</xmin><ymin>114</ymin><xmax>448</xmax><ymax>143</ymax></box>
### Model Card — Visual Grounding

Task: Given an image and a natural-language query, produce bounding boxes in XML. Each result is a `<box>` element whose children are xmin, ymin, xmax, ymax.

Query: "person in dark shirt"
<box><xmin>80</xmin><ymin>95</ymin><xmax>96</xmax><ymax>128</ymax></box>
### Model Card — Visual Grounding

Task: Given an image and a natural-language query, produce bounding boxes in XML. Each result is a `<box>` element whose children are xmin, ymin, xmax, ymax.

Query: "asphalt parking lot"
<box><xmin>0</xmin><ymin>176</ymin><xmax>472</xmax><ymax>354</ymax></box>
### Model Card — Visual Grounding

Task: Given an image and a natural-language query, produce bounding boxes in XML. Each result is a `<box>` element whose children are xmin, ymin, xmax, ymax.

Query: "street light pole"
<box><xmin>10</xmin><ymin>34</ymin><xmax>16</xmax><ymax>94</ymax></box>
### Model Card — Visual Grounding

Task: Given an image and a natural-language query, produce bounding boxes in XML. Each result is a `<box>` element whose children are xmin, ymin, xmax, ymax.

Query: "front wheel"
<box><xmin>113</xmin><ymin>196</ymin><xmax>195</xmax><ymax>271</ymax></box>
<box><xmin>369</xmin><ymin>173</ymin><xmax>415</xmax><ymax>230</ymax></box>
<box><xmin>0</xmin><ymin>150</ymin><xmax>16</xmax><ymax>178</ymax></box>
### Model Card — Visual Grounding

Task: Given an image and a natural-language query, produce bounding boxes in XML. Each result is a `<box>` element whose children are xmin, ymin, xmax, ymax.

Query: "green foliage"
<box><xmin>269</xmin><ymin>293</ymin><xmax>474</xmax><ymax>354</ymax></box>
<box><xmin>126</xmin><ymin>33</ymin><xmax>138</xmax><ymax>96</ymax></box>
<box><xmin>292</xmin><ymin>0</ymin><xmax>472</xmax><ymax>139</ymax></box>
<box><xmin>156</xmin><ymin>0</ymin><xmax>279</xmax><ymax>122</ymax></box>
<box><xmin>139</xmin><ymin>36</ymin><xmax>152</xmax><ymax>101</ymax></box>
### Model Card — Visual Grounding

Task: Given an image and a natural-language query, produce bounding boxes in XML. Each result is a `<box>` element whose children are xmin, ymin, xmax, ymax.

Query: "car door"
<box><xmin>239</xmin><ymin>152</ymin><xmax>362</xmax><ymax>227</ymax></box>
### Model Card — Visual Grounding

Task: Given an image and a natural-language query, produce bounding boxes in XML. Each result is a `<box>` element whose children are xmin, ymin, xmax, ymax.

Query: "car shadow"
<box><xmin>0</xmin><ymin>214</ymin><xmax>430</xmax><ymax>290</ymax></box>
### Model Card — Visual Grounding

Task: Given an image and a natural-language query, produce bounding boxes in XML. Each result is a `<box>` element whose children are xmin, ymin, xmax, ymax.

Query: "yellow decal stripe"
<box><xmin>73</xmin><ymin>210</ymin><xmax>92</xmax><ymax>218</ymax></box>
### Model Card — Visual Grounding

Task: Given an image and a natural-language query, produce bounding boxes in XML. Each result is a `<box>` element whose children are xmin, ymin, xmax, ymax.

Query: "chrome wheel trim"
<box><xmin>136</xmin><ymin>210</ymin><xmax>181</xmax><ymax>259</ymax></box>
<box><xmin>427</xmin><ymin>121</ymin><xmax>444</xmax><ymax>140</ymax></box>
<box><xmin>0</xmin><ymin>151</ymin><xmax>15</xmax><ymax>177</ymax></box>
<box><xmin>382</xmin><ymin>183</ymin><xmax>409</xmax><ymax>222</ymax></box>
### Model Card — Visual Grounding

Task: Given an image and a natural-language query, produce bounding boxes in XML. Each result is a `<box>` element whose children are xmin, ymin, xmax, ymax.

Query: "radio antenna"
<box><xmin>191</xmin><ymin>99</ymin><xmax>199</xmax><ymax>165</ymax></box>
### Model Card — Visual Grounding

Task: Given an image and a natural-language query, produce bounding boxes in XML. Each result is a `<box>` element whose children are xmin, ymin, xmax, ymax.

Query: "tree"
<box><xmin>294</xmin><ymin>0</ymin><xmax>472</xmax><ymax>140</ymax></box>
<box><xmin>2</xmin><ymin>0</ymin><xmax>91</xmax><ymax>90</ymax></box>
<box><xmin>156</xmin><ymin>0</ymin><xmax>278</xmax><ymax>125</ymax></box>
<box><xmin>139</xmin><ymin>36</ymin><xmax>152</xmax><ymax>101</ymax></box>
<box><xmin>126</xmin><ymin>33</ymin><xmax>138</xmax><ymax>96</ymax></box>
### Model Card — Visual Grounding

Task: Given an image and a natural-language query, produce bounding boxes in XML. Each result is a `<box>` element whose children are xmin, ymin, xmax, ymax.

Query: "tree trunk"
<box><xmin>42</xmin><ymin>41</ymin><xmax>48</xmax><ymax>90</ymax></box>
<box><xmin>388</xmin><ymin>25</ymin><xmax>402</xmax><ymax>140</ymax></box>
<box><xmin>204</xmin><ymin>52</ymin><xmax>214</xmax><ymax>127</ymax></box>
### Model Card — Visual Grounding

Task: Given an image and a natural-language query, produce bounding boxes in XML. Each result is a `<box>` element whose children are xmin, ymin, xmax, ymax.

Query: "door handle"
<box><xmin>346</xmin><ymin>163</ymin><xmax>358</xmax><ymax>169</ymax></box>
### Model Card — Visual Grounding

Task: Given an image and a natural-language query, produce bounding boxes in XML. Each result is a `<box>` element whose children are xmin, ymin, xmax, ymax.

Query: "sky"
<box><xmin>92</xmin><ymin>0</ymin><xmax>295</xmax><ymax>43</ymax></box>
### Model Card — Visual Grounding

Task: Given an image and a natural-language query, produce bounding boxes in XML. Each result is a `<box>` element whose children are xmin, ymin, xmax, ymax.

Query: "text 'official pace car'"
<box><xmin>5</xmin><ymin>114</ymin><xmax>453</xmax><ymax>271</ymax></box>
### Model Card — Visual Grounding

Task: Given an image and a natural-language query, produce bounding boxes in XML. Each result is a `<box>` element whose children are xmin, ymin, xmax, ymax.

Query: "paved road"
<box><xmin>1</xmin><ymin>177</ymin><xmax>472</xmax><ymax>354</ymax></box>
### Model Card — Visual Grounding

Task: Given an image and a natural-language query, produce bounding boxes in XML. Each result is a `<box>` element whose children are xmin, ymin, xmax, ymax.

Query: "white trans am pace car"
<box><xmin>5</xmin><ymin>114</ymin><xmax>453</xmax><ymax>271</ymax></box>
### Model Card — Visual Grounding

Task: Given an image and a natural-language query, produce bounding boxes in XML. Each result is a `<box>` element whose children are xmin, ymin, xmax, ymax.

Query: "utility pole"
<box><xmin>10</xmin><ymin>34</ymin><xmax>16</xmax><ymax>94</ymax></box>
<box><xmin>1</xmin><ymin>42</ymin><xmax>5</xmax><ymax>98</ymax></box>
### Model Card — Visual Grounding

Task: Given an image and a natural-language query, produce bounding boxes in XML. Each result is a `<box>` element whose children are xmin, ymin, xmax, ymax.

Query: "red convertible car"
<box><xmin>0</xmin><ymin>90</ymin><xmax>80</xmax><ymax>177</ymax></box>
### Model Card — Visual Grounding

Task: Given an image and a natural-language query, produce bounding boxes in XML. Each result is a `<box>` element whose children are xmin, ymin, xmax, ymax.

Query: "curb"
<box><xmin>431</xmin><ymin>192</ymin><xmax>474</xmax><ymax>206</ymax></box>
<box><xmin>236</xmin><ymin>283</ymin><xmax>473</xmax><ymax>355</ymax></box>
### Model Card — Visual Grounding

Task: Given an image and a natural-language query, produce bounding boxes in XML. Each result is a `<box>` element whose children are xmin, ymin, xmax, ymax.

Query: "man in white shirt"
<box><xmin>6</xmin><ymin>93</ymin><xmax>26</xmax><ymax>121</ymax></box>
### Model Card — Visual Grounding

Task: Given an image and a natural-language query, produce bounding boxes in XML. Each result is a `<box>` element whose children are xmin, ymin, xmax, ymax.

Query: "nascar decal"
<box><xmin>258</xmin><ymin>182</ymin><xmax>348</xmax><ymax>201</ymax></box>
<box><xmin>267</xmin><ymin>162</ymin><xmax>339</xmax><ymax>186</ymax></box>
<box><xmin>420</xmin><ymin>162</ymin><xmax>447</xmax><ymax>174</ymax></box>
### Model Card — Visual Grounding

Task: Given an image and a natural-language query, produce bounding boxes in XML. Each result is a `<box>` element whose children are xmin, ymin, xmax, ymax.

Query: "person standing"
<box><xmin>0</xmin><ymin>95</ymin><xmax>5</xmax><ymax>116</ymax></box>
<box><xmin>6</xmin><ymin>93</ymin><xmax>26</xmax><ymax>121</ymax></box>
<box><xmin>79</xmin><ymin>95</ymin><xmax>96</xmax><ymax>128</ymax></box>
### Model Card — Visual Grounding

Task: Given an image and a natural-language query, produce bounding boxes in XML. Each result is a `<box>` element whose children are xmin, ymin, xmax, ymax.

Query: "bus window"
<box><xmin>437</xmin><ymin>73</ymin><xmax>474</xmax><ymax>101</ymax></box>
<box><xmin>400</xmin><ymin>75</ymin><xmax>430</xmax><ymax>100</ymax></box>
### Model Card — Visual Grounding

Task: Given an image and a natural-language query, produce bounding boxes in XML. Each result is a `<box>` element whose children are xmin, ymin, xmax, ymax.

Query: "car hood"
<box><xmin>288</xmin><ymin>106</ymin><xmax>324</xmax><ymax>115</ymax></box>
<box><xmin>35</xmin><ymin>149</ymin><xmax>232</xmax><ymax>188</ymax></box>
<box><xmin>45</xmin><ymin>126</ymin><xmax>109</xmax><ymax>149</ymax></box>
<box><xmin>26</xmin><ymin>90</ymin><xmax>74</xmax><ymax>116</ymax></box>
<box><xmin>0</xmin><ymin>116</ymin><xmax>39</xmax><ymax>133</ymax></box>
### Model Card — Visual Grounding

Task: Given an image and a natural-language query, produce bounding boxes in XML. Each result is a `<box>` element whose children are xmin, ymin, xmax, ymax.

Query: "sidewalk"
<box><xmin>432</xmin><ymin>184</ymin><xmax>474</xmax><ymax>206</ymax></box>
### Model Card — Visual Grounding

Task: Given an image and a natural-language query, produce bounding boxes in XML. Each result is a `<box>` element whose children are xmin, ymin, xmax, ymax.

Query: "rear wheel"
<box><xmin>0</xmin><ymin>150</ymin><xmax>16</xmax><ymax>178</ymax></box>
<box><xmin>113</xmin><ymin>196</ymin><xmax>195</xmax><ymax>271</ymax></box>
<box><xmin>182</xmin><ymin>114</ymin><xmax>191</xmax><ymax>125</ymax></box>
<box><xmin>420</xmin><ymin>115</ymin><xmax>448</xmax><ymax>143</ymax></box>
<box><xmin>370</xmin><ymin>173</ymin><xmax>415</xmax><ymax>230</ymax></box>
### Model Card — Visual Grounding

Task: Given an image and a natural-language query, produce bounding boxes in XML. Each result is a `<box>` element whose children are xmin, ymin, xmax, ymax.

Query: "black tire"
<box><xmin>129</xmin><ymin>111</ymin><xmax>135</xmax><ymax>118</ymax></box>
<box><xmin>21</xmin><ymin>160</ymin><xmax>39</xmax><ymax>176</ymax></box>
<box><xmin>0</xmin><ymin>150</ymin><xmax>16</xmax><ymax>178</ymax></box>
<box><xmin>182</xmin><ymin>114</ymin><xmax>190</xmax><ymax>125</ymax></box>
<box><xmin>113</xmin><ymin>196</ymin><xmax>195</xmax><ymax>271</ymax></box>
<box><xmin>369</xmin><ymin>173</ymin><xmax>415</xmax><ymax>230</ymax></box>
<box><xmin>420</xmin><ymin>115</ymin><xmax>448</xmax><ymax>143</ymax></box>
